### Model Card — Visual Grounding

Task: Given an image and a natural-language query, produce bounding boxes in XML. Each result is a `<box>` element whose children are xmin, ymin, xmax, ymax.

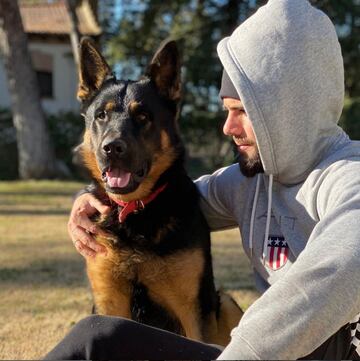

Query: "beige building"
<box><xmin>0</xmin><ymin>0</ymin><xmax>101</xmax><ymax>114</ymax></box>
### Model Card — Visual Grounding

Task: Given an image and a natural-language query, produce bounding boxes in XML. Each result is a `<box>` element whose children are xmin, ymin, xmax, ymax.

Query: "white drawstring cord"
<box><xmin>262</xmin><ymin>174</ymin><xmax>274</xmax><ymax>264</ymax></box>
<box><xmin>249</xmin><ymin>175</ymin><xmax>261</xmax><ymax>258</ymax></box>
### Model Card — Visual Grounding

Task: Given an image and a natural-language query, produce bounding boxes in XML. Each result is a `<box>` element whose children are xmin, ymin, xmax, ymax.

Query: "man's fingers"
<box><xmin>69</xmin><ymin>225</ymin><xmax>107</xmax><ymax>254</ymax></box>
<box><xmin>88</xmin><ymin>197</ymin><xmax>111</xmax><ymax>215</ymax></box>
<box><xmin>74</xmin><ymin>240</ymin><xmax>97</xmax><ymax>258</ymax></box>
<box><xmin>68</xmin><ymin>192</ymin><xmax>109</xmax><ymax>258</ymax></box>
<box><xmin>73</xmin><ymin>207</ymin><xmax>98</xmax><ymax>234</ymax></box>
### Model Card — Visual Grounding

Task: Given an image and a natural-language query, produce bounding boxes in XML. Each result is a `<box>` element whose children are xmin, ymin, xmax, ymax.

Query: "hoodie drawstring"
<box><xmin>262</xmin><ymin>174</ymin><xmax>273</xmax><ymax>264</ymax></box>
<box><xmin>249</xmin><ymin>175</ymin><xmax>261</xmax><ymax>257</ymax></box>
<box><xmin>249</xmin><ymin>174</ymin><xmax>274</xmax><ymax>264</ymax></box>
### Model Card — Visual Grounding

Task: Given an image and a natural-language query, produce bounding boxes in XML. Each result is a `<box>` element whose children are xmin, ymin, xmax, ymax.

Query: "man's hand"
<box><xmin>68</xmin><ymin>192</ymin><xmax>110</xmax><ymax>258</ymax></box>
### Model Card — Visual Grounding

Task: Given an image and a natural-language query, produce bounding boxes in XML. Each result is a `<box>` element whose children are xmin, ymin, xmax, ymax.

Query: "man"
<box><xmin>48</xmin><ymin>0</ymin><xmax>360</xmax><ymax>359</ymax></box>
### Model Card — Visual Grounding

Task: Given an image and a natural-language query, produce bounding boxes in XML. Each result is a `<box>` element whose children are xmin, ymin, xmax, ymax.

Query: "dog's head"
<box><xmin>77</xmin><ymin>38</ymin><xmax>183</xmax><ymax>202</ymax></box>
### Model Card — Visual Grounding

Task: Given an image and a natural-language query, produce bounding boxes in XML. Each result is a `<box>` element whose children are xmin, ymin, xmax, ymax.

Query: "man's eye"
<box><xmin>95</xmin><ymin>110</ymin><xmax>107</xmax><ymax>120</ymax></box>
<box><xmin>234</xmin><ymin>108</ymin><xmax>246</xmax><ymax>115</ymax></box>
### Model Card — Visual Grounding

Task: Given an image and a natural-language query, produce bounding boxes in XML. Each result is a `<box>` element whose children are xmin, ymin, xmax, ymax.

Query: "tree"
<box><xmin>100</xmin><ymin>0</ymin><xmax>359</xmax><ymax>171</ymax></box>
<box><xmin>0</xmin><ymin>0</ymin><xmax>68</xmax><ymax>179</ymax></box>
<box><xmin>310</xmin><ymin>0</ymin><xmax>360</xmax><ymax>98</ymax></box>
<box><xmin>97</xmin><ymin>0</ymin><xmax>117</xmax><ymax>45</ymax></box>
<box><xmin>310</xmin><ymin>0</ymin><xmax>360</xmax><ymax>141</ymax></box>
<box><xmin>65</xmin><ymin>0</ymin><xmax>81</xmax><ymax>68</ymax></box>
<box><xmin>104</xmin><ymin>0</ymin><xmax>263</xmax><ymax>173</ymax></box>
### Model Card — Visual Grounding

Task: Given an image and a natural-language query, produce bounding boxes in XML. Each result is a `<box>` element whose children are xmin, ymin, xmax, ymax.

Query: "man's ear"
<box><xmin>146</xmin><ymin>40</ymin><xmax>181</xmax><ymax>101</ymax></box>
<box><xmin>77</xmin><ymin>37</ymin><xmax>113</xmax><ymax>101</ymax></box>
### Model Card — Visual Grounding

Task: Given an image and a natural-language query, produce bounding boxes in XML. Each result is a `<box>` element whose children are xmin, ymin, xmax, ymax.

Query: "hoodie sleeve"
<box><xmin>217</xmin><ymin>161</ymin><xmax>360</xmax><ymax>360</ymax></box>
<box><xmin>195</xmin><ymin>164</ymin><xmax>250</xmax><ymax>231</ymax></box>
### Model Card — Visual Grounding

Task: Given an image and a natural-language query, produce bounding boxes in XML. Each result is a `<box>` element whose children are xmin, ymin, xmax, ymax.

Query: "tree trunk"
<box><xmin>0</xmin><ymin>0</ymin><xmax>67</xmax><ymax>179</ymax></box>
<box><xmin>65</xmin><ymin>0</ymin><xmax>81</xmax><ymax>68</ymax></box>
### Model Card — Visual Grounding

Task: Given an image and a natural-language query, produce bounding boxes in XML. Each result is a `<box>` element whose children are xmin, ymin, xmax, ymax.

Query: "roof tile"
<box><xmin>19</xmin><ymin>0</ymin><xmax>101</xmax><ymax>36</ymax></box>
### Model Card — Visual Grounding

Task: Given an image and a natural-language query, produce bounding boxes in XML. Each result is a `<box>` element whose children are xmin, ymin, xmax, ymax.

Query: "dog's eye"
<box><xmin>136</xmin><ymin>112</ymin><xmax>149</xmax><ymax>122</ymax></box>
<box><xmin>95</xmin><ymin>110</ymin><xmax>107</xmax><ymax>121</ymax></box>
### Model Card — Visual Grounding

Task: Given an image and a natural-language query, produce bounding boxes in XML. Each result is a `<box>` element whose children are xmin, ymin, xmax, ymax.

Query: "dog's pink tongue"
<box><xmin>106</xmin><ymin>169</ymin><xmax>131</xmax><ymax>188</ymax></box>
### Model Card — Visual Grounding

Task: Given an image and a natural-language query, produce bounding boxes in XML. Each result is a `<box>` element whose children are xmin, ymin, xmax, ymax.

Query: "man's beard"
<box><xmin>233</xmin><ymin>144</ymin><xmax>264</xmax><ymax>177</ymax></box>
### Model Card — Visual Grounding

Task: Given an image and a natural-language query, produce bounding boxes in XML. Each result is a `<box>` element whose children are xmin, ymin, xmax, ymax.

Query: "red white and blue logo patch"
<box><xmin>265</xmin><ymin>236</ymin><xmax>289</xmax><ymax>270</ymax></box>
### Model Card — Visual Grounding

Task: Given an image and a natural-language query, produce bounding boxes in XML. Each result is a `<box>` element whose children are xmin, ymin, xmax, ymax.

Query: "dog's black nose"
<box><xmin>102</xmin><ymin>139</ymin><xmax>127</xmax><ymax>158</ymax></box>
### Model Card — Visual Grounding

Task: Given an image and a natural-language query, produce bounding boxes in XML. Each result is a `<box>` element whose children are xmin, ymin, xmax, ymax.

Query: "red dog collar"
<box><xmin>110</xmin><ymin>183</ymin><xmax>168</xmax><ymax>223</ymax></box>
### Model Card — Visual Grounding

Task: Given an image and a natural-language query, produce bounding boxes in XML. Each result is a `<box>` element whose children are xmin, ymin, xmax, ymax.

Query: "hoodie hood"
<box><xmin>217</xmin><ymin>0</ymin><xmax>346</xmax><ymax>184</ymax></box>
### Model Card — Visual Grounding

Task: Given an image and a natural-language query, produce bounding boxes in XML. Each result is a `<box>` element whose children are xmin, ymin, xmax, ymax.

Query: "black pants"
<box><xmin>44</xmin><ymin>315</ymin><xmax>222</xmax><ymax>360</ymax></box>
<box><xmin>44</xmin><ymin>315</ymin><xmax>359</xmax><ymax>360</ymax></box>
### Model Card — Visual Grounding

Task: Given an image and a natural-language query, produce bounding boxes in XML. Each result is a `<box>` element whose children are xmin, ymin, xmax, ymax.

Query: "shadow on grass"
<box><xmin>0</xmin><ymin>209</ymin><xmax>69</xmax><ymax>215</ymax></box>
<box><xmin>0</xmin><ymin>257</ymin><xmax>87</xmax><ymax>288</ymax></box>
<box><xmin>0</xmin><ymin>191</ymin><xmax>78</xmax><ymax>197</ymax></box>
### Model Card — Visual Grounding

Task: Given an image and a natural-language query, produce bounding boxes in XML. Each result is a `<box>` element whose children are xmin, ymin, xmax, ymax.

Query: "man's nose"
<box><xmin>223</xmin><ymin>113</ymin><xmax>243</xmax><ymax>136</ymax></box>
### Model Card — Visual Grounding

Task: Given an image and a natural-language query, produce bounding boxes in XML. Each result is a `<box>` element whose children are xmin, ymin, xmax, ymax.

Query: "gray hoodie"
<box><xmin>196</xmin><ymin>0</ymin><xmax>360</xmax><ymax>359</ymax></box>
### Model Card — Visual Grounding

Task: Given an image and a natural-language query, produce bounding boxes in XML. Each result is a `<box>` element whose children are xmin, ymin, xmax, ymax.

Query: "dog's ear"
<box><xmin>77</xmin><ymin>37</ymin><xmax>113</xmax><ymax>101</ymax></box>
<box><xmin>146</xmin><ymin>40</ymin><xmax>181</xmax><ymax>101</ymax></box>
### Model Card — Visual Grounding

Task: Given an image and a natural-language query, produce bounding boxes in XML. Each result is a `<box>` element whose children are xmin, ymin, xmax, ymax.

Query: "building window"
<box><xmin>30</xmin><ymin>50</ymin><xmax>54</xmax><ymax>99</ymax></box>
<box><xmin>36</xmin><ymin>71</ymin><xmax>53</xmax><ymax>98</ymax></box>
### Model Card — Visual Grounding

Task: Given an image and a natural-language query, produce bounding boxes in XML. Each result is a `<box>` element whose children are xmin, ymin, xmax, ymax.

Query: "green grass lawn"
<box><xmin>0</xmin><ymin>181</ymin><xmax>259</xmax><ymax>359</ymax></box>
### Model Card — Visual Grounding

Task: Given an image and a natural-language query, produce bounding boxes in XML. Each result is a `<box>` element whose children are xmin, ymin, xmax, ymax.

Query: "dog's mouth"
<box><xmin>104</xmin><ymin>169</ymin><xmax>131</xmax><ymax>188</ymax></box>
<box><xmin>101</xmin><ymin>163</ymin><xmax>149</xmax><ymax>194</ymax></box>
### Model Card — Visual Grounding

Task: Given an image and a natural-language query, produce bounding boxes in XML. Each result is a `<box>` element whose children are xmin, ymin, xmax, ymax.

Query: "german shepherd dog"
<box><xmin>76</xmin><ymin>38</ymin><xmax>242</xmax><ymax>345</ymax></box>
